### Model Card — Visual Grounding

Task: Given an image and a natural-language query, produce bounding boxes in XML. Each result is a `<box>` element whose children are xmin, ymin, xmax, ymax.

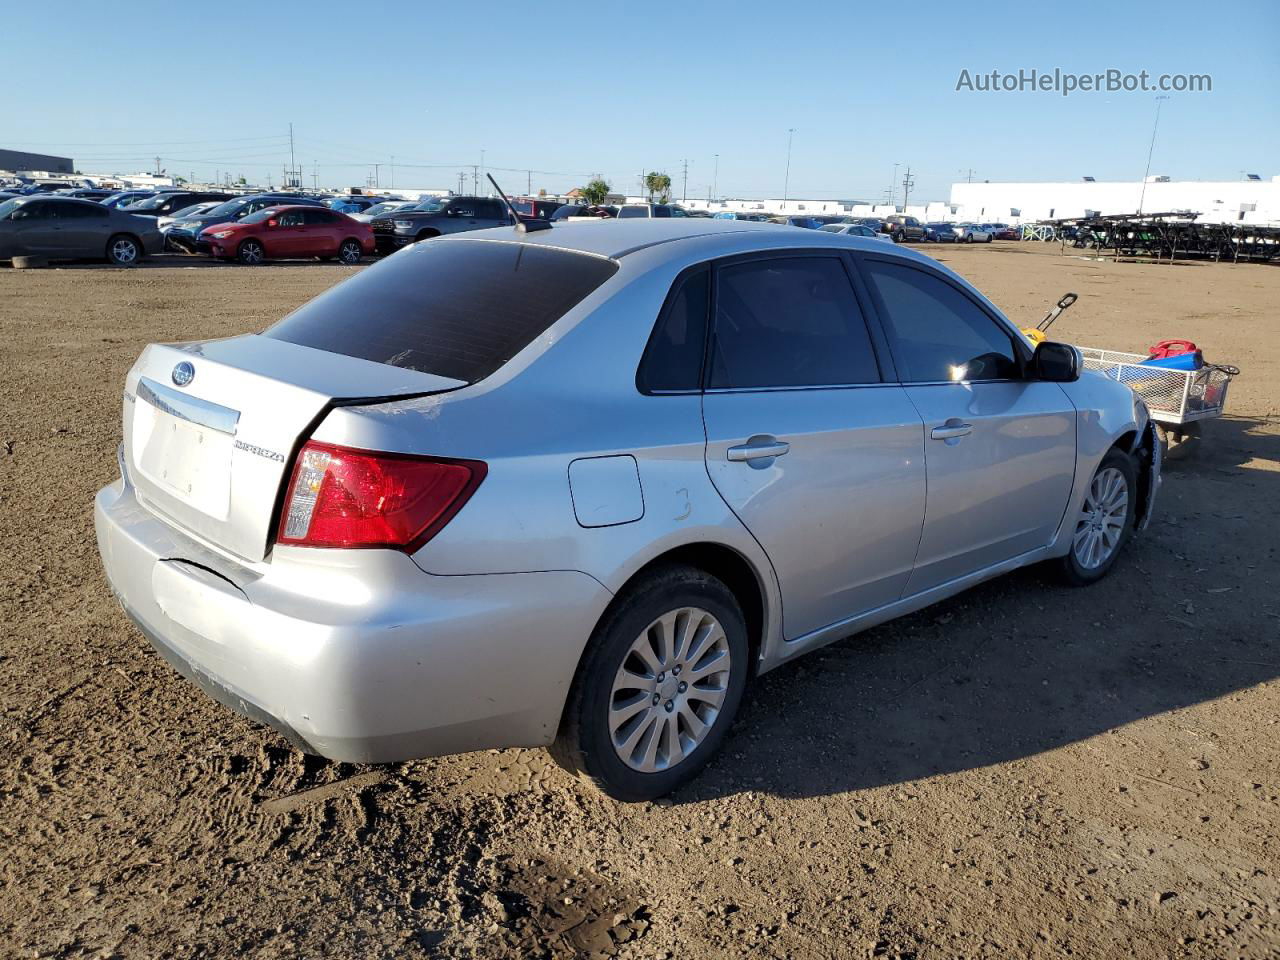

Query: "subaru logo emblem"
<box><xmin>172</xmin><ymin>361</ymin><xmax>195</xmax><ymax>387</ymax></box>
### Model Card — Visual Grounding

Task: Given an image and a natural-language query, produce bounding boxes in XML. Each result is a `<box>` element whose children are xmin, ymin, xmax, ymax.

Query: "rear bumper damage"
<box><xmin>95</xmin><ymin>463</ymin><xmax>611</xmax><ymax>763</ymax></box>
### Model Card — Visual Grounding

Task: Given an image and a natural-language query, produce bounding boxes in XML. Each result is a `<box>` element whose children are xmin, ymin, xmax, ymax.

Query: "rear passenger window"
<box><xmin>266</xmin><ymin>239</ymin><xmax>619</xmax><ymax>383</ymax></box>
<box><xmin>637</xmin><ymin>268</ymin><xmax>709</xmax><ymax>393</ymax></box>
<box><xmin>709</xmin><ymin>257</ymin><xmax>880</xmax><ymax>389</ymax></box>
<box><xmin>862</xmin><ymin>260</ymin><xmax>1019</xmax><ymax>383</ymax></box>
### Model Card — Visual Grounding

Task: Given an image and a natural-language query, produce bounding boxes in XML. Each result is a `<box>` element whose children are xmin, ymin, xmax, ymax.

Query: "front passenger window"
<box><xmin>862</xmin><ymin>260</ymin><xmax>1019</xmax><ymax>383</ymax></box>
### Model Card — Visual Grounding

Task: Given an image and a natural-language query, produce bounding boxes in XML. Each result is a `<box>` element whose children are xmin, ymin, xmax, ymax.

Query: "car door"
<box><xmin>857</xmin><ymin>255</ymin><xmax>1076</xmax><ymax>595</ymax></box>
<box><xmin>269</xmin><ymin>209</ymin><xmax>309</xmax><ymax>257</ymax></box>
<box><xmin>7</xmin><ymin>201</ymin><xmax>66</xmax><ymax>256</ymax></box>
<box><xmin>701</xmin><ymin>253</ymin><xmax>927</xmax><ymax>640</ymax></box>
<box><xmin>59</xmin><ymin>201</ymin><xmax>112</xmax><ymax>257</ymax></box>
<box><xmin>477</xmin><ymin>198</ymin><xmax>510</xmax><ymax>228</ymax></box>
<box><xmin>302</xmin><ymin>208</ymin><xmax>341</xmax><ymax>256</ymax></box>
<box><xmin>441</xmin><ymin>199</ymin><xmax>479</xmax><ymax>234</ymax></box>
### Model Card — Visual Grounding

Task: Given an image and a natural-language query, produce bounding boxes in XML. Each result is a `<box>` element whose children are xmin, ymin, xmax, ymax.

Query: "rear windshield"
<box><xmin>264</xmin><ymin>239</ymin><xmax>620</xmax><ymax>383</ymax></box>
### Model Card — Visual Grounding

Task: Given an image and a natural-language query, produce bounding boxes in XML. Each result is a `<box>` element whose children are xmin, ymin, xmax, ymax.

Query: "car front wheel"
<box><xmin>1059</xmin><ymin>448</ymin><xmax>1137</xmax><ymax>585</ymax></box>
<box><xmin>550</xmin><ymin>565</ymin><xmax>749</xmax><ymax>802</ymax></box>
<box><xmin>236</xmin><ymin>239</ymin><xmax>265</xmax><ymax>265</ymax></box>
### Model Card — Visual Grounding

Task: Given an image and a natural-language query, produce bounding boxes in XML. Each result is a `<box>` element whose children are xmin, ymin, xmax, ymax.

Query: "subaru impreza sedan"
<box><xmin>95</xmin><ymin>220</ymin><xmax>1160</xmax><ymax>801</ymax></box>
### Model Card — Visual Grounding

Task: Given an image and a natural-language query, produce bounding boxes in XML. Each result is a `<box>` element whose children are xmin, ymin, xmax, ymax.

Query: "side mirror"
<box><xmin>1032</xmin><ymin>341</ymin><xmax>1081</xmax><ymax>382</ymax></box>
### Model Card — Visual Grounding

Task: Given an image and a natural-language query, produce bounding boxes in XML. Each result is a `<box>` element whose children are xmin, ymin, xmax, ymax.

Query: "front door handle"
<box><xmin>931</xmin><ymin>421</ymin><xmax>973</xmax><ymax>441</ymax></box>
<box><xmin>727</xmin><ymin>438</ymin><xmax>791</xmax><ymax>462</ymax></box>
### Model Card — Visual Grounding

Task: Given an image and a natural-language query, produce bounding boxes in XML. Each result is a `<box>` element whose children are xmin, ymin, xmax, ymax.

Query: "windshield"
<box><xmin>170</xmin><ymin>203</ymin><xmax>208</xmax><ymax>219</ymax></box>
<box><xmin>126</xmin><ymin>194</ymin><xmax>175</xmax><ymax>210</ymax></box>
<box><xmin>203</xmin><ymin>198</ymin><xmax>249</xmax><ymax>219</ymax></box>
<box><xmin>413</xmin><ymin>197</ymin><xmax>448</xmax><ymax>213</ymax></box>
<box><xmin>363</xmin><ymin>202</ymin><xmax>399</xmax><ymax>217</ymax></box>
<box><xmin>0</xmin><ymin>198</ymin><xmax>22</xmax><ymax>219</ymax></box>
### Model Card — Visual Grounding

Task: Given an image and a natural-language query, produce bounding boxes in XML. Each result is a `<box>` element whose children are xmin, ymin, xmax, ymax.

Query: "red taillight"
<box><xmin>276</xmin><ymin>441</ymin><xmax>486</xmax><ymax>551</ymax></box>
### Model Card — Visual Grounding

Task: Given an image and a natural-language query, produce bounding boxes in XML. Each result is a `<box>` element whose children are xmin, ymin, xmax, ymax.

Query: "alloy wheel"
<box><xmin>111</xmin><ymin>238</ymin><xmax>138</xmax><ymax>264</ymax></box>
<box><xmin>1072</xmin><ymin>466</ymin><xmax>1129</xmax><ymax>569</ymax></box>
<box><xmin>339</xmin><ymin>241</ymin><xmax>361</xmax><ymax>264</ymax></box>
<box><xmin>240</xmin><ymin>241</ymin><xmax>264</xmax><ymax>265</ymax></box>
<box><xmin>608</xmin><ymin>606</ymin><xmax>732</xmax><ymax>773</ymax></box>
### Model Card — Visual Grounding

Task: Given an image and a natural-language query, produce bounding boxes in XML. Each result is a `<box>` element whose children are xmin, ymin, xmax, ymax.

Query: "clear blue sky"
<box><xmin>6</xmin><ymin>0</ymin><xmax>1278</xmax><ymax>201</ymax></box>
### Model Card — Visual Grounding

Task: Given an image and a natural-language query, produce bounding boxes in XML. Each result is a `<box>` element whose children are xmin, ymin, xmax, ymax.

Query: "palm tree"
<box><xmin>644</xmin><ymin>171</ymin><xmax>672</xmax><ymax>203</ymax></box>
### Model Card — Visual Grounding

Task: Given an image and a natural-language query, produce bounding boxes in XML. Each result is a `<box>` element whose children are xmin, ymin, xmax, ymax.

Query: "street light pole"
<box><xmin>1138</xmin><ymin>95</ymin><xmax>1170</xmax><ymax>215</ymax></box>
<box><xmin>712</xmin><ymin>153</ymin><xmax>719</xmax><ymax>202</ymax></box>
<box><xmin>782</xmin><ymin>128</ymin><xmax>795</xmax><ymax>209</ymax></box>
<box><xmin>889</xmin><ymin>162</ymin><xmax>900</xmax><ymax>209</ymax></box>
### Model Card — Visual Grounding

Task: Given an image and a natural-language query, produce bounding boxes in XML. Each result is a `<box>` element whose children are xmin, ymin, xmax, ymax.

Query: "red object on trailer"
<box><xmin>1148</xmin><ymin>339</ymin><xmax>1198</xmax><ymax>359</ymax></box>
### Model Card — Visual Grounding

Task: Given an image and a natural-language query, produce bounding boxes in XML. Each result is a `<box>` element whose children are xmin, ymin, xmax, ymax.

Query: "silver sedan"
<box><xmin>95</xmin><ymin>220</ymin><xmax>1160</xmax><ymax>801</ymax></box>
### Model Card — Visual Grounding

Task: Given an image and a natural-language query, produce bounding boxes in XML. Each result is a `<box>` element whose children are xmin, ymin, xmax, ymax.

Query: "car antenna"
<box><xmin>487</xmin><ymin>173</ymin><xmax>551</xmax><ymax>233</ymax></box>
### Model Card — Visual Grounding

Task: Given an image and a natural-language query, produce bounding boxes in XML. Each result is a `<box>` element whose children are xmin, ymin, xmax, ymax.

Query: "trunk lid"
<box><xmin>122</xmin><ymin>335</ymin><xmax>464</xmax><ymax>561</ymax></box>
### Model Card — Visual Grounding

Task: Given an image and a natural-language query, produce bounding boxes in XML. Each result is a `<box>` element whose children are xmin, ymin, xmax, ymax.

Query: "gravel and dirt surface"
<box><xmin>2</xmin><ymin>243</ymin><xmax>1277</xmax><ymax>959</ymax></box>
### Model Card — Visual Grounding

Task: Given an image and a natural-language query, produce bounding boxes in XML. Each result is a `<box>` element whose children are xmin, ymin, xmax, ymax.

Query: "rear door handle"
<box><xmin>930</xmin><ymin>422</ymin><xmax>972</xmax><ymax>441</ymax></box>
<box><xmin>727</xmin><ymin>439</ymin><xmax>790</xmax><ymax>462</ymax></box>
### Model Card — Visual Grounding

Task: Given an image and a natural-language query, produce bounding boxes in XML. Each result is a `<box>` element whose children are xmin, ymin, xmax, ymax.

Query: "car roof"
<box><xmin>456</xmin><ymin>217</ymin><xmax>928</xmax><ymax>261</ymax></box>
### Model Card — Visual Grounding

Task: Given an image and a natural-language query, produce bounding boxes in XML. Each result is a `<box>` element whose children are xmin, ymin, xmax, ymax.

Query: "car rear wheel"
<box><xmin>550</xmin><ymin>565</ymin><xmax>749</xmax><ymax>802</ymax></box>
<box><xmin>1058</xmin><ymin>448</ymin><xmax>1137</xmax><ymax>586</ymax></box>
<box><xmin>338</xmin><ymin>239</ymin><xmax>363</xmax><ymax>264</ymax></box>
<box><xmin>106</xmin><ymin>234</ymin><xmax>140</xmax><ymax>266</ymax></box>
<box><xmin>237</xmin><ymin>239</ymin><xmax>265</xmax><ymax>265</ymax></box>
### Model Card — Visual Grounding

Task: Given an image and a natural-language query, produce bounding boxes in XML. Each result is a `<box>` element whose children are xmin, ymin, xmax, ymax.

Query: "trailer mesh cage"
<box><xmin>1079</xmin><ymin>348</ymin><xmax>1233</xmax><ymax>425</ymax></box>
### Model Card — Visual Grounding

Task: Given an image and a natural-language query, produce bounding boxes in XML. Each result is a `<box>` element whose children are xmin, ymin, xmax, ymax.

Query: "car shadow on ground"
<box><xmin>688</xmin><ymin>415</ymin><xmax>1280</xmax><ymax>802</ymax></box>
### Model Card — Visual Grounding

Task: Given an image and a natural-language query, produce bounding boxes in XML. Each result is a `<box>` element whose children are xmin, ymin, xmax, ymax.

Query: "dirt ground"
<box><xmin>1</xmin><ymin>243</ymin><xmax>1277</xmax><ymax>960</ymax></box>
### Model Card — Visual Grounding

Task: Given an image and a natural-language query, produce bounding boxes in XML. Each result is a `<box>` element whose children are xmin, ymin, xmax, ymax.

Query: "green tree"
<box><xmin>644</xmin><ymin>171</ymin><xmax>672</xmax><ymax>203</ymax></box>
<box><xmin>580</xmin><ymin>177</ymin><xmax>611</xmax><ymax>205</ymax></box>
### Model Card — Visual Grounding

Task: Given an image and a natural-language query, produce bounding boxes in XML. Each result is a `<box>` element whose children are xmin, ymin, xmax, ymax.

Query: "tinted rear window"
<box><xmin>265</xmin><ymin>240</ymin><xmax>619</xmax><ymax>383</ymax></box>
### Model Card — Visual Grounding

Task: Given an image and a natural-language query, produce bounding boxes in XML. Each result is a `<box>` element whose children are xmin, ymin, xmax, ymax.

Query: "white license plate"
<box><xmin>135</xmin><ymin>402</ymin><xmax>235</xmax><ymax>518</ymax></box>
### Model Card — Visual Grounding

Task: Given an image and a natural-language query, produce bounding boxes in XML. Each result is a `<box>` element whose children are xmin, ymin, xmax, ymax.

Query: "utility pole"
<box><xmin>901</xmin><ymin>166</ymin><xmax>914</xmax><ymax>212</ymax></box>
<box><xmin>312</xmin><ymin>163</ymin><xmax>318</xmax><ymax>191</ymax></box>
<box><xmin>681</xmin><ymin>158</ymin><xmax>688</xmax><ymax>203</ymax></box>
<box><xmin>154</xmin><ymin>155</ymin><xmax>161</xmax><ymax>176</ymax></box>
<box><xmin>527</xmin><ymin>170</ymin><xmax>532</xmax><ymax>195</ymax></box>
<box><xmin>288</xmin><ymin>123</ymin><xmax>296</xmax><ymax>188</ymax></box>
<box><xmin>965</xmin><ymin>168</ymin><xmax>975</xmax><ymax>183</ymax></box>
<box><xmin>712</xmin><ymin>154</ymin><xmax>719</xmax><ymax>202</ymax></box>
<box><xmin>457</xmin><ymin>171</ymin><xmax>466</xmax><ymax>194</ymax></box>
<box><xmin>480</xmin><ymin>149</ymin><xmax>485</xmax><ymax>191</ymax></box>
<box><xmin>782</xmin><ymin>128</ymin><xmax>795</xmax><ymax>208</ymax></box>
<box><xmin>472</xmin><ymin>165</ymin><xmax>479</xmax><ymax>194</ymax></box>
<box><xmin>889</xmin><ymin>162</ymin><xmax>900</xmax><ymax>209</ymax></box>
<box><xmin>1138</xmin><ymin>95</ymin><xmax>1170</xmax><ymax>215</ymax></box>
<box><xmin>373</xmin><ymin>163</ymin><xmax>381</xmax><ymax>189</ymax></box>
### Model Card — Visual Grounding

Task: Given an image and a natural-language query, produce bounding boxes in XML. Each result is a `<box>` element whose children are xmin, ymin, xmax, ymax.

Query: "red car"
<box><xmin>201</xmin><ymin>205</ymin><xmax>374</xmax><ymax>265</ymax></box>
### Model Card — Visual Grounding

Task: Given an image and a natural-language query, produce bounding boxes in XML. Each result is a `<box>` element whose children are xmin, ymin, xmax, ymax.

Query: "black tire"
<box><xmin>1057</xmin><ymin>448</ymin><xmax>1138</xmax><ymax>586</ymax></box>
<box><xmin>338</xmin><ymin>239</ymin><xmax>363</xmax><ymax>264</ymax></box>
<box><xmin>415</xmin><ymin>230</ymin><xmax>439</xmax><ymax>243</ymax></box>
<box><xmin>236</xmin><ymin>239</ymin><xmax>265</xmax><ymax>265</ymax></box>
<box><xmin>106</xmin><ymin>234</ymin><xmax>141</xmax><ymax>266</ymax></box>
<box><xmin>549</xmin><ymin>565</ymin><xmax>750</xmax><ymax>802</ymax></box>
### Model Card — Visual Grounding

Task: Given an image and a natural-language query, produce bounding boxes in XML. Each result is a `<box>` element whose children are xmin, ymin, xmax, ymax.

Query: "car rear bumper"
<box><xmin>94</xmin><ymin>462</ymin><xmax>611</xmax><ymax>763</ymax></box>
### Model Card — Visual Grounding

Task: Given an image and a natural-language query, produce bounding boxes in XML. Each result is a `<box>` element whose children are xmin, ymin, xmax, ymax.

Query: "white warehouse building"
<box><xmin>947</xmin><ymin>175</ymin><xmax>1279</xmax><ymax>226</ymax></box>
